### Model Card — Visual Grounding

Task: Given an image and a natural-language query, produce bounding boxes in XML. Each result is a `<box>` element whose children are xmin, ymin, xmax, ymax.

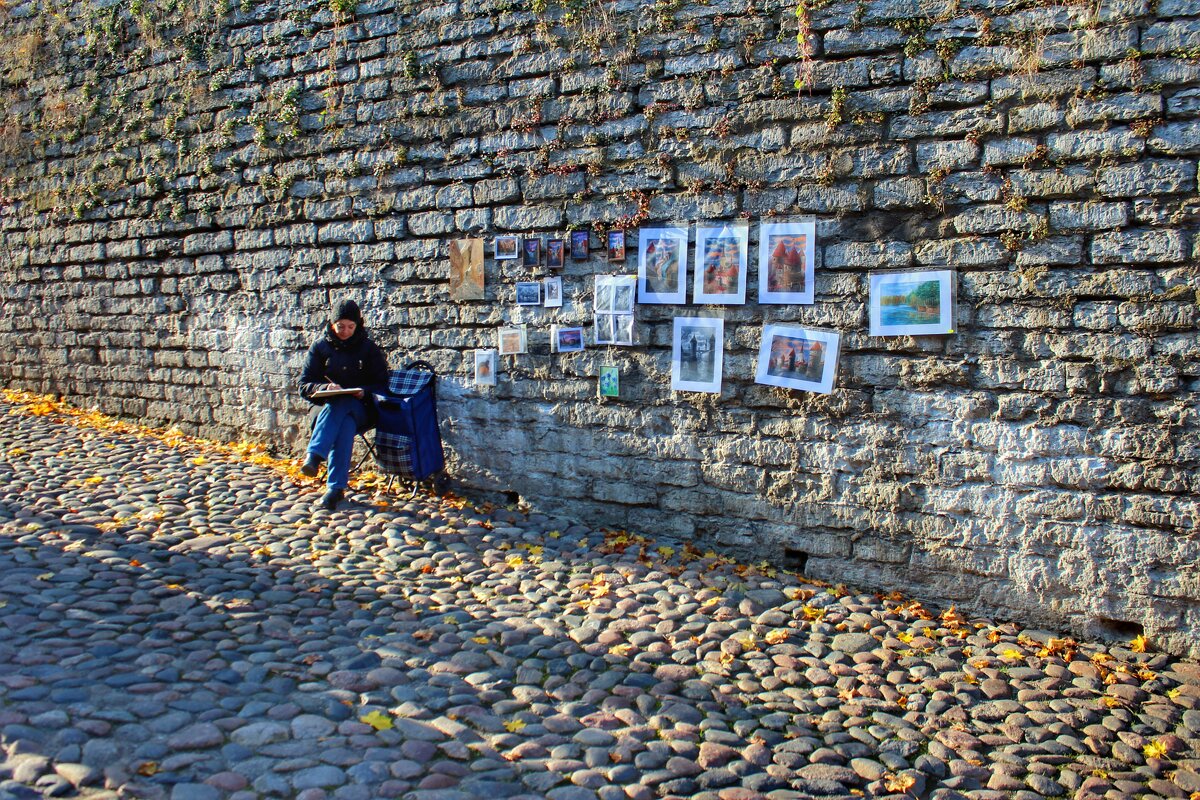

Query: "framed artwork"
<box><xmin>598</xmin><ymin>365</ymin><xmax>619</xmax><ymax>398</ymax></box>
<box><xmin>607</xmin><ymin>230</ymin><xmax>626</xmax><ymax>262</ymax></box>
<box><xmin>515</xmin><ymin>281</ymin><xmax>542</xmax><ymax>306</ymax></box>
<box><xmin>448</xmin><ymin>238</ymin><xmax>485</xmax><ymax>301</ymax></box>
<box><xmin>671</xmin><ymin>316</ymin><xmax>723</xmax><ymax>393</ymax></box>
<box><xmin>494</xmin><ymin>236</ymin><xmax>518</xmax><ymax>260</ymax></box>
<box><xmin>869</xmin><ymin>270</ymin><xmax>956</xmax><ymax>336</ymax></box>
<box><xmin>693</xmin><ymin>223</ymin><xmax>748</xmax><ymax>305</ymax></box>
<box><xmin>755</xmin><ymin>325</ymin><xmax>840</xmax><ymax>394</ymax></box>
<box><xmin>570</xmin><ymin>230</ymin><xmax>590</xmax><ymax>261</ymax></box>
<box><xmin>637</xmin><ymin>227</ymin><xmax>688</xmax><ymax>304</ymax></box>
<box><xmin>552</xmin><ymin>325</ymin><xmax>585</xmax><ymax>353</ymax></box>
<box><xmin>543</xmin><ymin>276</ymin><xmax>563</xmax><ymax>308</ymax></box>
<box><xmin>758</xmin><ymin>221</ymin><xmax>815</xmax><ymax>304</ymax></box>
<box><xmin>497</xmin><ymin>326</ymin><xmax>527</xmax><ymax>356</ymax></box>
<box><xmin>522</xmin><ymin>237</ymin><xmax>541</xmax><ymax>268</ymax></box>
<box><xmin>474</xmin><ymin>349</ymin><xmax>497</xmax><ymax>386</ymax></box>
<box><xmin>595</xmin><ymin>275</ymin><xmax>636</xmax><ymax>346</ymax></box>
<box><xmin>546</xmin><ymin>238</ymin><xmax>565</xmax><ymax>269</ymax></box>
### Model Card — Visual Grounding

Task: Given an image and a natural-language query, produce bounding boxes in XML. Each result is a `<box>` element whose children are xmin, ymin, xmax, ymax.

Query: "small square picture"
<box><xmin>495</xmin><ymin>236</ymin><xmax>519</xmax><ymax>260</ymax></box>
<box><xmin>522</xmin><ymin>237</ymin><xmax>541</xmax><ymax>268</ymax></box>
<box><xmin>475</xmin><ymin>349</ymin><xmax>497</xmax><ymax>386</ymax></box>
<box><xmin>546</xmin><ymin>238</ymin><xmax>565</xmax><ymax>269</ymax></box>
<box><xmin>498</xmin><ymin>326</ymin><xmax>528</xmax><ymax>356</ymax></box>
<box><xmin>869</xmin><ymin>270</ymin><xmax>956</xmax><ymax>336</ymax></box>
<box><xmin>607</xmin><ymin>230</ymin><xmax>626</xmax><ymax>262</ymax></box>
<box><xmin>553</xmin><ymin>325</ymin><xmax>585</xmax><ymax>353</ymax></box>
<box><xmin>598</xmin><ymin>365</ymin><xmax>619</xmax><ymax>398</ymax></box>
<box><xmin>543</xmin><ymin>276</ymin><xmax>563</xmax><ymax>308</ymax></box>
<box><xmin>671</xmin><ymin>316</ymin><xmax>723</xmax><ymax>393</ymax></box>
<box><xmin>515</xmin><ymin>281</ymin><xmax>542</xmax><ymax>306</ymax></box>
<box><xmin>755</xmin><ymin>325</ymin><xmax>840</xmax><ymax>394</ymax></box>
<box><xmin>612</xmin><ymin>314</ymin><xmax>635</xmax><ymax>345</ymax></box>
<box><xmin>570</xmin><ymin>230</ymin><xmax>590</xmax><ymax>261</ymax></box>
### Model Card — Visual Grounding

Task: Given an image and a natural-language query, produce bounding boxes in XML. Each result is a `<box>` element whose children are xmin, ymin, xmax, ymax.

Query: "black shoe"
<box><xmin>301</xmin><ymin>454</ymin><xmax>323</xmax><ymax>477</ymax></box>
<box><xmin>320</xmin><ymin>488</ymin><xmax>344</xmax><ymax>511</ymax></box>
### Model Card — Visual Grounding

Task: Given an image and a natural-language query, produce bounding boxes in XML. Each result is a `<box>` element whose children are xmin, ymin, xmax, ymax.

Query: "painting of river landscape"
<box><xmin>869</xmin><ymin>269</ymin><xmax>956</xmax><ymax>336</ymax></box>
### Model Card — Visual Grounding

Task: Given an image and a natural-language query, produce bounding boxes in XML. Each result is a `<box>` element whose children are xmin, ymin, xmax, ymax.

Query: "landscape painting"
<box><xmin>754</xmin><ymin>324</ymin><xmax>840</xmax><ymax>394</ymax></box>
<box><xmin>869</xmin><ymin>269</ymin><xmax>955</xmax><ymax>336</ymax></box>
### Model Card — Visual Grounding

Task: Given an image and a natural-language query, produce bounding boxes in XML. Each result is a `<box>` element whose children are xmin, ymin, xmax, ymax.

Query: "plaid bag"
<box><xmin>374</xmin><ymin>430</ymin><xmax>415</xmax><ymax>476</ymax></box>
<box><xmin>373</xmin><ymin>362</ymin><xmax>444</xmax><ymax>482</ymax></box>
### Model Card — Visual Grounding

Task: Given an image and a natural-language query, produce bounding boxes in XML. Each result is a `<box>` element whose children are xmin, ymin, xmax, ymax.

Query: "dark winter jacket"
<box><xmin>299</xmin><ymin>325</ymin><xmax>389</xmax><ymax>406</ymax></box>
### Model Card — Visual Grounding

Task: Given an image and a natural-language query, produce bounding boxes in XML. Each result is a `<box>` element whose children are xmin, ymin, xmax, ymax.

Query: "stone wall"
<box><xmin>0</xmin><ymin>0</ymin><xmax>1198</xmax><ymax>655</ymax></box>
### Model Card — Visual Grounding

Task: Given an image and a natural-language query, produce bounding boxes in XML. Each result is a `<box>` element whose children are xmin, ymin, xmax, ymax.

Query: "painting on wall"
<box><xmin>546</xmin><ymin>238</ymin><xmax>565</xmax><ymax>269</ymax></box>
<box><xmin>475</xmin><ymin>349</ymin><xmax>497</xmax><ymax>386</ymax></box>
<box><xmin>552</xmin><ymin>325</ymin><xmax>585</xmax><ymax>353</ymax></box>
<box><xmin>754</xmin><ymin>324</ymin><xmax>840</xmax><ymax>394</ymax></box>
<box><xmin>515</xmin><ymin>281</ymin><xmax>542</xmax><ymax>306</ymax></box>
<box><xmin>637</xmin><ymin>227</ymin><xmax>688</xmax><ymax>304</ymax></box>
<box><xmin>671</xmin><ymin>316</ymin><xmax>723</xmax><ymax>393</ymax></box>
<box><xmin>448</xmin><ymin>238</ymin><xmax>485</xmax><ymax>301</ymax></box>
<box><xmin>693</xmin><ymin>223</ymin><xmax>748</xmax><ymax>305</ymax></box>
<box><xmin>494</xmin><ymin>236</ymin><xmax>519</xmax><ymax>261</ymax></box>
<box><xmin>497</xmin><ymin>326</ymin><xmax>528</xmax><ymax>356</ymax></box>
<box><xmin>522</xmin><ymin>237</ymin><xmax>541</xmax><ymax>268</ymax></box>
<box><xmin>595</xmin><ymin>275</ymin><xmax>636</xmax><ymax>346</ymax></box>
<box><xmin>598</xmin><ymin>365</ymin><xmax>619</xmax><ymax>398</ymax></box>
<box><xmin>758</xmin><ymin>221</ymin><xmax>815</xmax><ymax>304</ymax></box>
<box><xmin>570</xmin><ymin>231</ymin><xmax>590</xmax><ymax>261</ymax></box>
<box><xmin>869</xmin><ymin>269</ymin><xmax>956</xmax><ymax>336</ymax></box>
<box><xmin>543</xmin><ymin>276</ymin><xmax>563</xmax><ymax>308</ymax></box>
<box><xmin>607</xmin><ymin>230</ymin><xmax>626</xmax><ymax>262</ymax></box>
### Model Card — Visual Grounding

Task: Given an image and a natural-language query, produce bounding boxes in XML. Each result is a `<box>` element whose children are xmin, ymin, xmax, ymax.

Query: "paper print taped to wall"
<box><xmin>671</xmin><ymin>316</ymin><xmax>723</xmax><ymax>393</ymax></box>
<box><xmin>755</xmin><ymin>324</ymin><xmax>840</xmax><ymax>394</ymax></box>
<box><xmin>868</xmin><ymin>269</ymin><xmax>956</xmax><ymax>336</ymax></box>
<box><xmin>637</xmin><ymin>227</ymin><xmax>688</xmax><ymax>304</ymax></box>
<box><xmin>693</xmin><ymin>223</ymin><xmax>748</xmax><ymax>305</ymax></box>
<box><xmin>448</xmin><ymin>238</ymin><xmax>485</xmax><ymax>301</ymax></box>
<box><xmin>758</xmin><ymin>221</ymin><xmax>815</xmax><ymax>305</ymax></box>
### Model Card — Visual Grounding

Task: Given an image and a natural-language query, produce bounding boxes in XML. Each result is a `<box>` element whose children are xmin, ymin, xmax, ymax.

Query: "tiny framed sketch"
<box><xmin>552</xmin><ymin>325</ymin><xmax>585</xmax><ymax>353</ymax></box>
<box><xmin>869</xmin><ymin>269</ymin><xmax>956</xmax><ymax>336</ymax></box>
<box><xmin>671</xmin><ymin>316</ymin><xmax>724</xmax><ymax>393</ymax></box>
<box><xmin>570</xmin><ymin>230</ymin><xmax>590</xmax><ymax>261</ymax></box>
<box><xmin>759</xmin><ymin>221</ymin><xmax>815</xmax><ymax>304</ymax></box>
<box><xmin>475</xmin><ymin>349</ymin><xmax>497</xmax><ymax>386</ymax></box>
<box><xmin>607</xmin><ymin>230</ymin><xmax>626</xmax><ymax>262</ymax></box>
<box><xmin>543</xmin><ymin>276</ymin><xmax>563</xmax><ymax>308</ymax></box>
<box><xmin>598</xmin><ymin>365</ymin><xmax>619</xmax><ymax>398</ymax></box>
<box><xmin>694</xmin><ymin>223</ymin><xmax>748</xmax><ymax>305</ymax></box>
<box><xmin>546</xmin><ymin>238</ymin><xmax>566</xmax><ymax>269</ymax></box>
<box><xmin>522</xmin><ymin>237</ymin><xmax>541</xmax><ymax>268</ymax></box>
<box><xmin>515</xmin><ymin>281</ymin><xmax>542</xmax><ymax>306</ymax></box>
<box><xmin>494</xmin><ymin>235</ymin><xmax>519</xmax><ymax>260</ymax></box>
<box><xmin>637</xmin><ymin>227</ymin><xmax>689</xmax><ymax>304</ymax></box>
<box><xmin>755</xmin><ymin>325</ymin><xmax>840</xmax><ymax>394</ymax></box>
<box><xmin>497</xmin><ymin>326</ymin><xmax>528</xmax><ymax>356</ymax></box>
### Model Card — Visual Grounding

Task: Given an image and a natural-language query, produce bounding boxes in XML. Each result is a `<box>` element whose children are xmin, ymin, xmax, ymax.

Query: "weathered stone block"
<box><xmin>1096</xmin><ymin>160</ymin><xmax>1195</xmax><ymax>197</ymax></box>
<box><xmin>1048</xmin><ymin>201</ymin><xmax>1129</xmax><ymax>232</ymax></box>
<box><xmin>915</xmin><ymin>140</ymin><xmax>979</xmax><ymax>172</ymax></box>
<box><xmin>1047</xmin><ymin>129</ymin><xmax>1145</xmax><ymax>161</ymax></box>
<box><xmin>316</xmin><ymin>220</ymin><xmax>374</xmax><ymax>244</ymax></box>
<box><xmin>1090</xmin><ymin>229</ymin><xmax>1189</xmax><ymax>265</ymax></box>
<box><xmin>1148</xmin><ymin>120</ymin><xmax>1200</xmax><ymax>155</ymax></box>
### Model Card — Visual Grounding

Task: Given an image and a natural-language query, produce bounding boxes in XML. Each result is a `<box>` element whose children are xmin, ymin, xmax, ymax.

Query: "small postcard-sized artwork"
<box><xmin>497</xmin><ymin>326</ymin><xmax>528</xmax><ymax>356</ymax></box>
<box><xmin>755</xmin><ymin>324</ymin><xmax>841</xmax><ymax>394</ymax></box>
<box><xmin>594</xmin><ymin>275</ymin><xmax>637</xmax><ymax>346</ymax></box>
<box><xmin>607</xmin><ymin>230</ymin><xmax>626</xmax><ymax>262</ymax></box>
<box><xmin>694</xmin><ymin>223</ymin><xmax>748</xmax><ymax>305</ymax></box>
<box><xmin>758</xmin><ymin>221</ymin><xmax>816</xmax><ymax>305</ymax></box>
<box><xmin>671</xmin><ymin>316</ymin><xmax>724</xmax><ymax>393</ymax></box>
<box><xmin>522</xmin><ymin>237</ymin><xmax>541</xmax><ymax>268</ymax></box>
<box><xmin>475</xmin><ymin>349</ymin><xmax>497</xmax><ymax>387</ymax></box>
<box><xmin>543</xmin><ymin>276</ymin><xmax>563</xmax><ymax>308</ymax></box>
<box><xmin>869</xmin><ymin>269</ymin><xmax>956</xmax><ymax>336</ymax></box>
<box><xmin>594</xmin><ymin>313</ymin><xmax>615</xmax><ymax>346</ymax></box>
<box><xmin>611</xmin><ymin>313</ymin><xmax>634</xmax><ymax>345</ymax></box>
<box><xmin>598</xmin><ymin>365</ymin><xmax>619</xmax><ymax>398</ymax></box>
<box><xmin>495</xmin><ymin>235</ymin><xmax>519</xmax><ymax>260</ymax></box>
<box><xmin>637</xmin><ymin>227</ymin><xmax>689</xmax><ymax>304</ymax></box>
<box><xmin>515</xmin><ymin>281</ymin><xmax>542</xmax><ymax>306</ymax></box>
<box><xmin>570</xmin><ymin>230</ymin><xmax>590</xmax><ymax>261</ymax></box>
<box><xmin>552</xmin><ymin>325</ymin><xmax>585</xmax><ymax>353</ymax></box>
<box><xmin>546</xmin><ymin>238</ymin><xmax>566</xmax><ymax>269</ymax></box>
<box><xmin>448</xmin><ymin>238</ymin><xmax>485</xmax><ymax>301</ymax></box>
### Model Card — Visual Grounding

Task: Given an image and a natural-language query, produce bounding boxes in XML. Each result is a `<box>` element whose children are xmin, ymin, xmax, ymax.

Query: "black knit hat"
<box><xmin>334</xmin><ymin>299</ymin><xmax>363</xmax><ymax>325</ymax></box>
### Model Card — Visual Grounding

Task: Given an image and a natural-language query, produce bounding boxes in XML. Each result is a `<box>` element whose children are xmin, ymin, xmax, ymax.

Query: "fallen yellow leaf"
<box><xmin>1143</xmin><ymin>739</ymin><xmax>1168</xmax><ymax>759</ymax></box>
<box><xmin>471</xmin><ymin>636</ymin><xmax>489</xmax><ymax>645</ymax></box>
<box><xmin>504</xmin><ymin>718</ymin><xmax>526</xmax><ymax>733</ymax></box>
<box><xmin>359</xmin><ymin>711</ymin><xmax>393</xmax><ymax>731</ymax></box>
<box><xmin>1130</xmin><ymin>634</ymin><xmax>1148</xmax><ymax>653</ymax></box>
<box><xmin>764</xmin><ymin>629</ymin><xmax>789</xmax><ymax>645</ymax></box>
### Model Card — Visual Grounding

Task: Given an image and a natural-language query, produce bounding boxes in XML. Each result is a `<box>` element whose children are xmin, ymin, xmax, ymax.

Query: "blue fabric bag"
<box><xmin>371</xmin><ymin>361</ymin><xmax>445</xmax><ymax>482</ymax></box>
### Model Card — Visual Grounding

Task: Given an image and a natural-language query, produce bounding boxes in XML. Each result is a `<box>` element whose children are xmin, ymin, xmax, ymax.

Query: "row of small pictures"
<box><xmin>495</xmin><ymin>231</ymin><xmax>626</xmax><ymax>268</ymax></box>
<box><xmin>474</xmin><ymin>320</ymin><xmax>842</xmax><ymax>395</ymax></box>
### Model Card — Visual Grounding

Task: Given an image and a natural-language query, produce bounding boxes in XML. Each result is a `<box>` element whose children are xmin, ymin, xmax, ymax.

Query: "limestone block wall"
<box><xmin>0</xmin><ymin>0</ymin><xmax>1198</xmax><ymax>654</ymax></box>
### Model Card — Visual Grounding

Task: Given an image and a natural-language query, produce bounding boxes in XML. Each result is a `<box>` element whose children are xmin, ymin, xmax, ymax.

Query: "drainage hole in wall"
<box><xmin>1096</xmin><ymin>618</ymin><xmax>1144</xmax><ymax>641</ymax></box>
<box><xmin>783</xmin><ymin>548</ymin><xmax>808</xmax><ymax>575</ymax></box>
<box><xmin>503</xmin><ymin>490</ymin><xmax>520</xmax><ymax>506</ymax></box>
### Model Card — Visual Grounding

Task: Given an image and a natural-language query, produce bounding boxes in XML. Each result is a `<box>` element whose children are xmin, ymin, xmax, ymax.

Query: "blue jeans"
<box><xmin>307</xmin><ymin>397</ymin><xmax>369</xmax><ymax>490</ymax></box>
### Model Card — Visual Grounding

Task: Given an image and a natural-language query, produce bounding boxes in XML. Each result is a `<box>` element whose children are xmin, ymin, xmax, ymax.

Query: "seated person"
<box><xmin>298</xmin><ymin>300</ymin><xmax>388</xmax><ymax>510</ymax></box>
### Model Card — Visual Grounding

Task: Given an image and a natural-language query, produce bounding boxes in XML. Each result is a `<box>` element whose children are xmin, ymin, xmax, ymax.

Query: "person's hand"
<box><xmin>324</xmin><ymin>382</ymin><xmax>341</xmax><ymax>392</ymax></box>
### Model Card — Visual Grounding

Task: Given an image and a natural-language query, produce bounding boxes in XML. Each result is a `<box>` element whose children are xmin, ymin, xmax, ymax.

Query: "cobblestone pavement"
<box><xmin>0</xmin><ymin>396</ymin><xmax>1198</xmax><ymax>800</ymax></box>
